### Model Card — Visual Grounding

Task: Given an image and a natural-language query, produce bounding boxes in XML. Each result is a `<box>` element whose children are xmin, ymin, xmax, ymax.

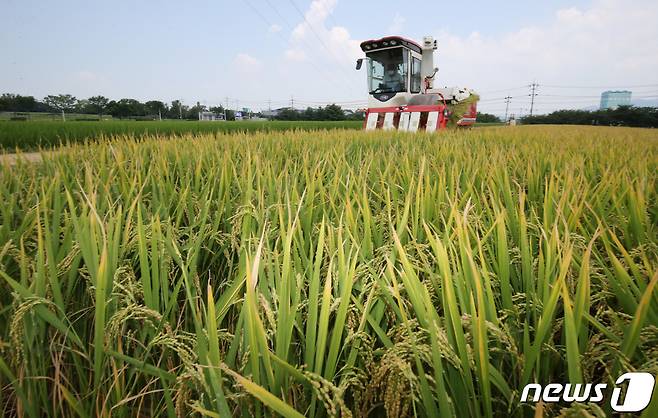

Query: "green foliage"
<box><xmin>86</xmin><ymin>96</ymin><xmax>110</xmax><ymax>117</ymax></box>
<box><xmin>107</xmin><ymin>98</ymin><xmax>147</xmax><ymax>119</ymax></box>
<box><xmin>0</xmin><ymin>126</ymin><xmax>657</xmax><ymax>417</ymax></box>
<box><xmin>1</xmin><ymin>93</ymin><xmax>365</xmax><ymax>124</ymax></box>
<box><xmin>0</xmin><ymin>94</ymin><xmax>44</xmax><ymax>112</ymax></box>
<box><xmin>522</xmin><ymin>105</ymin><xmax>658</xmax><ymax>127</ymax></box>
<box><xmin>43</xmin><ymin>94</ymin><xmax>77</xmax><ymax>112</ymax></box>
<box><xmin>476</xmin><ymin>112</ymin><xmax>501</xmax><ymax>123</ymax></box>
<box><xmin>0</xmin><ymin>120</ymin><xmax>362</xmax><ymax>151</ymax></box>
<box><xmin>274</xmin><ymin>104</ymin><xmax>362</xmax><ymax>121</ymax></box>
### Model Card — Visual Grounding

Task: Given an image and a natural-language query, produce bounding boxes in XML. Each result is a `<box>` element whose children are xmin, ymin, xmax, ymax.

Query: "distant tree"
<box><xmin>144</xmin><ymin>100</ymin><xmax>167</xmax><ymax>119</ymax></box>
<box><xmin>186</xmin><ymin>102</ymin><xmax>207</xmax><ymax>120</ymax></box>
<box><xmin>323</xmin><ymin>104</ymin><xmax>345</xmax><ymax>121</ymax></box>
<box><xmin>476</xmin><ymin>112</ymin><xmax>501</xmax><ymax>123</ymax></box>
<box><xmin>168</xmin><ymin>100</ymin><xmax>188</xmax><ymax>119</ymax></box>
<box><xmin>74</xmin><ymin>99</ymin><xmax>91</xmax><ymax>115</ymax></box>
<box><xmin>0</xmin><ymin>94</ymin><xmax>39</xmax><ymax>112</ymax></box>
<box><xmin>43</xmin><ymin>94</ymin><xmax>77</xmax><ymax>121</ymax></box>
<box><xmin>107</xmin><ymin>99</ymin><xmax>145</xmax><ymax>119</ymax></box>
<box><xmin>521</xmin><ymin>106</ymin><xmax>658</xmax><ymax>128</ymax></box>
<box><xmin>275</xmin><ymin>108</ymin><xmax>299</xmax><ymax>121</ymax></box>
<box><xmin>303</xmin><ymin>107</ymin><xmax>318</xmax><ymax>121</ymax></box>
<box><xmin>87</xmin><ymin>95</ymin><xmax>110</xmax><ymax>118</ymax></box>
<box><xmin>346</xmin><ymin>110</ymin><xmax>366</xmax><ymax>121</ymax></box>
<box><xmin>275</xmin><ymin>104</ymin><xmax>347</xmax><ymax>121</ymax></box>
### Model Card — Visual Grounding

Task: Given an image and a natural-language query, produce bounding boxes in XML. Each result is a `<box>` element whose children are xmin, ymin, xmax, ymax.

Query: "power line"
<box><xmin>262</xmin><ymin>0</ymin><xmax>348</xmax><ymax>82</ymax></box>
<box><xmin>541</xmin><ymin>83</ymin><xmax>658</xmax><ymax>89</ymax></box>
<box><xmin>263</xmin><ymin>0</ymin><xmax>294</xmax><ymax>28</ymax></box>
<box><xmin>287</xmin><ymin>0</ymin><xmax>361</xmax><ymax>91</ymax></box>
<box><xmin>295</xmin><ymin>98</ymin><xmax>367</xmax><ymax>104</ymax></box>
<box><xmin>241</xmin><ymin>0</ymin><xmax>353</xmax><ymax>96</ymax></box>
<box><xmin>287</xmin><ymin>0</ymin><xmax>341</xmax><ymax>63</ymax></box>
<box><xmin>477</xmin><ymin>97</ymin><xmax>512</xmax><ymax>103</ymax></box>
<box><xmin>477</xmin><ymin>85</ymin><xmax>529</xmax><ymax>94</ymax></box>
<box><xmin>205</xmin><ymin>80</ymin><xmax>658</xmax><ymax>113</ymax></box>
<box><xmin>540</xmin><ymin>92</ymin><xmax>658</xmax><ymax>98</ymax></box>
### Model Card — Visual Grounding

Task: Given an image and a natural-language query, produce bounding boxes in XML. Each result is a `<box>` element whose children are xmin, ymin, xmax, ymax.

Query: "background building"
<box><xmin>199</xmin><ymin>111</ymin><xmax>225</xmax><ymax>121</ymax></box>
<box><xmin>600</xmin><ymin>90</ymin><xmax>632</xmax><ymax>110</ymax></box>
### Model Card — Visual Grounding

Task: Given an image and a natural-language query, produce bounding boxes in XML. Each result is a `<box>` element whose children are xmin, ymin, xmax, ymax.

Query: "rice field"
<box><xmin>0</xmin><ymin>120</ymin><xmax>362</xmax><ymax>151</ymax></box>
<box><xmin>0</xmin><ymin>126</ymin><xmax>657</xmax><ymax>417</ymax></box>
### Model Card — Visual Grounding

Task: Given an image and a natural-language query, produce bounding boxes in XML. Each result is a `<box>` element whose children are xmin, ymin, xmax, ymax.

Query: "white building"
<box><xmin>199</xmin><ymin>111</ymin><xmax>225</xmax><ymax>121</ymax></box>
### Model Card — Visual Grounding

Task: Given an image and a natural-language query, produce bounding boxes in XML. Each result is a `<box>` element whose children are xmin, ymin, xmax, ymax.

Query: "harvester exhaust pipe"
<box><xmin>421</xmin><ymin>36</ymin><xmax>438</xmax><ymax>89</ymax></box>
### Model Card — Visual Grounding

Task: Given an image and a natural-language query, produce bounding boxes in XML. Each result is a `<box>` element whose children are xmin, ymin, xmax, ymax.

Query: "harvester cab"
<box><xmin>356</xmin><ymin>35</ymin><xmax>478</xmax><ymax>131</ymax></box>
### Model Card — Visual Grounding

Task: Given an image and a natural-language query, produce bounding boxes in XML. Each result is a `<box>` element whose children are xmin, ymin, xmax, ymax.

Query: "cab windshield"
<box><xmin>366</xmin><ymin>48</ymin><xmax>408</xmax><ymax>94</ymax></box>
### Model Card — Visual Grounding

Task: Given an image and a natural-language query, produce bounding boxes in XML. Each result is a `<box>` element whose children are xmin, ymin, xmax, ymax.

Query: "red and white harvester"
<box><xmin>356</xmin><ymin>35</ymin><xmax>478</xmax><ymax>131</ymax></box>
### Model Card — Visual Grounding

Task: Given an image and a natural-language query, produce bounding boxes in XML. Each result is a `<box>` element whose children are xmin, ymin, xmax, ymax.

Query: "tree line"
<box><xmin>475</xmin><ymin>112</ymin><xmax>501</xmax><ymax>123</ymax></box>
<box><xmin>0</xmin><ymin>93</ymin><xmax>364</xmax><ymax>121</ymax></box>
<box><xmin>0</xmin><ymin>93</ymin><xmax>235</xmax><ymax>120</ymax></box>
<box><xmin>274</xmin><ymin>105</ymin><xmax>363</xmax><ymax>121</ymax></box>
<box><xmin>521</xmin><ymin>106</ymin><xmax>658</xmax><ymax>128</ymax></box>
<box><xmin>2</xmin><ymin>93</ymin><xmax>501</xmax><ymax>123</ymax></box>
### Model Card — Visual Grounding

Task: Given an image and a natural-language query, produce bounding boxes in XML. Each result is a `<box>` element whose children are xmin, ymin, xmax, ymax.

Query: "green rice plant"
<box><xmin>0</xmin><ymin>125</ymin><xmax>656</xmax><ymax>417</ymax></box>
<box><xmin>0</xmin><ymin>120</ymin><xmax>362</xmax><ymax>151</ymax></box>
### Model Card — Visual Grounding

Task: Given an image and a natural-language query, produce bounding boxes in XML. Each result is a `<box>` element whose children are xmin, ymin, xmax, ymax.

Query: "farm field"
<box><xmin>0</xmin><ymin>126</ymin><xmax>657</xmax><ymax>417</ymax></box>
<box><xmin>0</xmin><ymin>120</ymin><xmax>362</xmax><ymax>151</ymax></box>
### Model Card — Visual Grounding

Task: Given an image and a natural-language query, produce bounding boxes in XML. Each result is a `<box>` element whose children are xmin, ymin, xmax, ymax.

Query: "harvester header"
<box><xmin>356</xmin><ymin>35</ymin><xmax>478</xmax><ymax>131</ymax></box>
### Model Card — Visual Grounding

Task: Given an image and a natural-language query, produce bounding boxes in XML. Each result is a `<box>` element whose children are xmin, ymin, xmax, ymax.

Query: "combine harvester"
<box><xmin>356</xmin><ymin>35</ymin><xmax>478</xmax><ymax>131</ymax></box>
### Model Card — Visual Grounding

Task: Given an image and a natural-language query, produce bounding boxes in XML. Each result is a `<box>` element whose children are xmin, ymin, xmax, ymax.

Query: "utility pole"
<box><xmin>529</xmin><ymin>82</ymin><xmax>538</xmax><ymax>116</ymax></box>
<box><xmin>268</xmin><ymin>99</ymin><xmax>271</xmax><ymax>112</ymax></box>
<box><xmin>290</xmin><ymin>96</ymin><xmax>294</xmax><ymax>110</ymax></box>
<box><xmin>224</xmin><ymin>97</ymin><xmax>229</xmax><ymax>121</ymax></box>
<box><xmin>179</xmin><ymin>100</ymin><xmax>182</xmax><ymax>119</ymax></box>
<box><xmin>504</xmin><ymin>96</ymin><xmax>512</xmax><ymax>122</ymax></box>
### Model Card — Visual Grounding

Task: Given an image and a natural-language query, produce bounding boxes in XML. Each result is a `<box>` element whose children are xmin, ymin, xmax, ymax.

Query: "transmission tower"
<box><xmin>504</xmin><ymin>96</ymin><xmax>512</xmax><ymax>122</ymax></box>
<box><xmin>529</xmin><ymin>82</ymin><xmax>539</xmax><ymax>116</ymax></box>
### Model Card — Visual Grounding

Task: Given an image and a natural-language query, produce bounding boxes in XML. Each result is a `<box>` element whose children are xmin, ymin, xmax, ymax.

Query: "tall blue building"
<box><xmin>600</xmin><ymin>90</ymin><xmax>632</xmax><ymax>110</ymax></box>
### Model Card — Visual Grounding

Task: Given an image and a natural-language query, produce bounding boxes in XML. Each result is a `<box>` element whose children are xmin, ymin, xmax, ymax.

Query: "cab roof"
<box><xmin>359</xmin><ymin>36</ymin><xmax>422</xmax><ymax>54</ymax></box>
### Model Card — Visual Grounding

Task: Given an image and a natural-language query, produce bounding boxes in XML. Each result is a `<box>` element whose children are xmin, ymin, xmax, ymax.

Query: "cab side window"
<box><xmin>411</xmin><ymin>57</ymin><xmax>422</xmax><ymax>93</ymax></box>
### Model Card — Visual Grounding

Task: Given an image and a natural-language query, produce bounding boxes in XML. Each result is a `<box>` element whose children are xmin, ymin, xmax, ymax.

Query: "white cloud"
<box><xmin>432</xmin><ymin>0</ymin><xmax>658</xmax><ymax>114</ymax></box>
<box><xmin>283</xmin><ymin>0</ymin><xmax>362</xmax><ymax>97</ymax></box>
<box><xmin>285</xmin><ymin>48</ymin><xmax>306</xmax><ymax>62</ymax></box>
<box><xmin>269</xmin><ymin>24</ymin><xmax>282</xmax><ymax>33</ymax></box>
<box><xmin>291</xmin><ymin>0</ymin><xmax>337</xmax><ymax>42</ymax></box>
<box><xmin>76</xmin><ymin>70</ymin><xmax>102</xmax><ymax>83</ymax></box>
<box><xmin>388</xmin><ymin>13</ymin><xmax>406</xmax><ymax>34</ymax></box>
<box><xmin>233</xmin><ymin>53</ymin><xmax>262</xmax><ymax>73</ymax></box>
<box><xmin>71</xmin><ymin>70</ymin><xmax>110</xmax><ymax>96</ymax></box>
<box><xmin>289</xmin><ymin>0</ymin><xmax>361</xmax><ymax>63</ymax></box>
<box><xmin>225</xmin><ymin>0</ymin><xmax>657</xmax><ymax>113</ymax></box>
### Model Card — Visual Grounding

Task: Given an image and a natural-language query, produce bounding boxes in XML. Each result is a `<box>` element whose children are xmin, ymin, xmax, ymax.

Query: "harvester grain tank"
<box><xmin>356</xmin><ymin>35</ymin><xmax>478</xmax><ymax>131</ymax></box>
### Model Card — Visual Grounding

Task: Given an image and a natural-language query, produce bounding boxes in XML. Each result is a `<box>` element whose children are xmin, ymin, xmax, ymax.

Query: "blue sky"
<box><xmin>2</xmin><ymin>0</ymin><xmax>657</xmax><ymax>115</ymax></box>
